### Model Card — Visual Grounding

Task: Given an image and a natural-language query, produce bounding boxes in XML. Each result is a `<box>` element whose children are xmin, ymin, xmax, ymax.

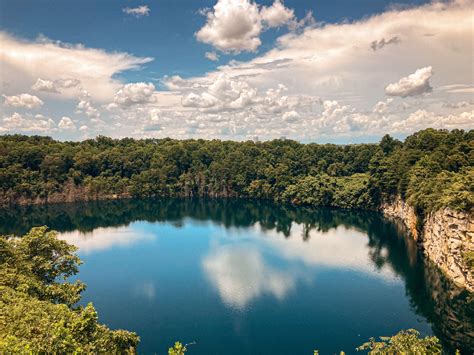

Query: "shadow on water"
<box><xmin>0</xmin><ymin>198</ymin><xmax>472</xmax><ymax>352</ymax></box>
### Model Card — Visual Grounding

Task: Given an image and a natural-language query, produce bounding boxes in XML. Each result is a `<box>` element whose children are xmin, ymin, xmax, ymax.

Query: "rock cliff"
<box><xmin>381</xmin><ymin>196</ymin><xmax>473</xmax><ymax>292</ymax></box>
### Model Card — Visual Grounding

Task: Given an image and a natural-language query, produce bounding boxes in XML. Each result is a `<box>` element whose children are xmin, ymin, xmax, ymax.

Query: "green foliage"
<box><xmin>168</xmin><ymin>341</ymin><xmax>187</xmax><ymax>355</ymax></box>
<box><xmin>0</xmin><ymin>226</ymin><xmax>85</xmax><ymax>305</ymax></box>
<box><xmin>282</xmin><ymin>173</ymin><xmax>376</xmax><ymax>209</ymax></box>
<box><xmin>0</xmin><ymin>129</ymin><xmax>472</xmax><ymax>214</ymax></box>
<box><xmin>0</xmin><ymin>227</ymin><xmax>139</xmax><ymax>353</ymax></box>
<box><xmin>357</xmin><ymin>329</ymin><xmax>441</xmax><ymax>354</ymax></box>
<box><xmin>463</xmin><ymin>250</ymin><xmax>474</xmax><ymax>271</ymax></box>
<box><xmin>407</xmin><ymin>167</ymin><xmax>473</xmax><ymax>214</ymax></box>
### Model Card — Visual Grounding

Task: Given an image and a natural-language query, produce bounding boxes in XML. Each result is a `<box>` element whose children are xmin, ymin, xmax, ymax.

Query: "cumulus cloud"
<box><xmin>75</xmin><ymin>90</ymin><xmax>100</xmax><ymax>119</ymax></box>
<box><xmin>180</xmin><ymin>74</ymin><xmax>295</xmax><ymax>116</ymax></box>
<box><xmin>196</xmin><ymin>0</ymin><xmax>262</xmax><ymax>53</ymax></box>
<box><xmin>123</xmin><ymin>5</ymin><xmax>150</xmax><ymax>18</ymax></box>
<box><xmin>1</xmin><ymin>112</ymin><xmax>56</xmax><ymax>133</ymax></box>
<box><xmin>260</xmin><ymin>0</ymin><xmax>295</xmax><ymax>28</ymax></box>
<box><xmin>112</xmin><ymin>82</ymin><xmax>158</xmax><ymax>107</ymax></box>
<box><xmin>3</xmin><ymin>93</ymin><xmax>44</xmax><ymax>109</ymax></box>
<box><xmin>391</xmin><ymin>109</ymin><xmax>474</xmax><ymax>132</ymax></box>
<box><xmin>196</xmin><ymin>0</ymin><xmax>295</xmax><ymax>53</ymax></box>
<box><xmin>385</xmin><ymin>66</ymin><xmax>434</xmax><ymax>97</ymax></box>
<box><xmin>182</xmin><ymin>74</ymin><xmax>257</xmax><ymax>111</ymax></box>
<box><xmin>282</xmin><ymin>110</ymin><xmax>300</xmax><ymax>122</ymax></box>
<box><xmin>205</xmin><ymin>51</ymin><xmax>219</xmax><ymax>61</ymax></box>
<box><xmin>0</xmin><ymin>32</ymin><xmax>152</xmax><ymax>102</ymax></box>
<box><xmin>58</xmin><ymin>116</ymin><xmax>76</xmax><ymax>130</ymax></box>
<box><xmin>31</xmin><ymin>78</ymin><xmax>58</xmax><ymax>93</ymax></box>
<box><xmin>373</xmin><ymin>98</ymin><xmax>394</xmax><ymax>114</ymax></box>
<box><xmin>32</xmin><ymin>77</ymin><xmax>81</xmax><ymax>93</ymax></box>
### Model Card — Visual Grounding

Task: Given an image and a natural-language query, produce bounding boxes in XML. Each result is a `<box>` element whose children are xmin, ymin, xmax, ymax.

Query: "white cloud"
<box><xmin>2</xmin><ymin>112</ymin><xmax>56</xmax><ymax>132</ymax></box>
<box><xmin>58</xmin><ymin>116</ymin><xmax>76</xmax><ymax>130</ymax></box>
<box><xmin>205</xmin><ymin>51</ymin><xmax>219</xmax><ymax>61</ymax></box>
<box><xmin>385</xmin><ymin>66</ymin><xmax>434</xmax><ymax>97</ymax></box>
<box><xmin>260</xmin><ymin>0</ymin><xmax>294</xmax><ymax>28</ymax></box>
<box><xmin>3</xmin><ymin>93</ymin><xmax>44</xmax><ymax>109</ymax></box>
<box><xmin>32</xmin><ymin>77</ymin><xmax>81</xmax><ymax>93</ymax></box>
<box><xmin>282</xmin><ymin>110</ymin><xmax>300</xmax><ymax>122</ymax></box>
<box><xmin>391</xmin><ymin>109</ymin><xmax>474</xmax><ymax>132</ymax></box>
<box><xmin>113</xmin><ymin>82</ymin><xmax>157</xmax><ymax>107</ymax></box>
<box><xmin>196</xmin><ymin>0</ymin><xmax>262</xmax><ymax>53</ymax></box>
<box><xmin>373</xmin><ymin>98</ymin><xmax>394</xmax><ymax>114</ymax></box>
<box><xmin>196</xmin><ymin>0</ymin><xmax>295</xmax><ymax>53</ymax></box>
<box><xmin>181</xmin><ymin>74</ymin><xmax>259</xmax><ymax>111</ymax></box>
<box><xmin>0</xmin><ymin>32</ymin><xmax>152</xmax><ymax>102</ymax></box>
<box><xmin>31</xmin><ymin>78</ymin><xmax>58</xmax><ymax>93</ymax></box>
<box><xmin>123</xmin><ymin>5</ymin><xmax>150</xmax><ymax>18</ymax></box>
<box><xmin>76</xmin><ymin>90</ymin><xmax>100</xmax><ymax>119</ymax></box>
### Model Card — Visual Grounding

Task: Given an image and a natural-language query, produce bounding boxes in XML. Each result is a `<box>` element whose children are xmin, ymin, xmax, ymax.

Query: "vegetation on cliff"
<box><xmin>0</xmin><ymin>227</ymin><xmax>139</xmax><ymax>353</ymax></box>
<box><xmin>0</xmin><ymin>128</ymin><xmax>471</xmax><ymax>215</ymax></box>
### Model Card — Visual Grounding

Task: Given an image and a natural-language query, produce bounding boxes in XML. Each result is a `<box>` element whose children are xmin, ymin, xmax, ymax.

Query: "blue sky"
<box><xmin>1</xmin><ymin>0</ymin><xmax>431</xmax><ymax>82</ymax></box>
<box><xmin>0</xmin><ymin>0</ymin><xmax>472</xmax><ymax>142</ymax></box>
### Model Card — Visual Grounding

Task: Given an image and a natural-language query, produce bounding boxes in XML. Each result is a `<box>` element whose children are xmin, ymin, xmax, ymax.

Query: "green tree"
<box><xmin>357</xmin><ymin>329</ymin><xmax>441</xmax><ymax>354</ymax></box>
<box><xmin>0</xmin><ymin>227</ymin><xmax>140</xmax><ymax>352</ymax></box>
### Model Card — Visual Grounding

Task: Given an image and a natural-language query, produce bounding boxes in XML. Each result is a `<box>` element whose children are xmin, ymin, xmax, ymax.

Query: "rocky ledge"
<box><xmin>381</xmin><ymin>196</ymin><xmax>473</xmax><ymax>292</ymax></box>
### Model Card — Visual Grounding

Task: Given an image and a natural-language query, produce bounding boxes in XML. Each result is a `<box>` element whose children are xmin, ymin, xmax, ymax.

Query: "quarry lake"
<box><xmin>1</xmin><ymin>199</ymin><xmax>472</xmax><ymax>354</ymax></box>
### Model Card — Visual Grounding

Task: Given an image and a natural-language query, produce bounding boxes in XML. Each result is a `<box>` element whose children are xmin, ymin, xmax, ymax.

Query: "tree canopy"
<box><xmin>0</xmin><ymin>128</ymin><xmax>472</xmax><ymax>216</ymax></box>
<box><xmin>0</xmin><ymin>227</ymin><xmax>139</xmax><ymax>353</ymax></box>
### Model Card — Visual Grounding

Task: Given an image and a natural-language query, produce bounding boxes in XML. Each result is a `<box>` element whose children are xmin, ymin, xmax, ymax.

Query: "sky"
<box><xmin>0</xmin><ymin>0</ymin><xmax>472</xmax><ymax>143</ymax></box>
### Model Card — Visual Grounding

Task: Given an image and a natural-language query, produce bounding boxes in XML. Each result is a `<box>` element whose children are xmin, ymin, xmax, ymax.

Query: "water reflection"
<box><xmin>203</xmin><ymin>245</ymin><xmax>298</xmax><ymax>310</ymax></box>
<box><xmin>59</xmin><ymin>227</ymin><xmax>153</xmax><ymax>254</ymax></box>
<box><xmin>133</xmin><ymin>281</ymin><xmax>156</xmax><ymax>300</ymax></box>
<box><xmin>202</xmin><ymin>222</ymin><xmax>399</xmax><ymax>310</ymax></box>
<box><xmin>0</xmin><ymin>198</ymin><xmax>472</xmax><ymax>352</ymax></box>
<box><xmin>259</xmin><ymin>223</ymin><xmax>397</xmax><ymax>281</ymax></box>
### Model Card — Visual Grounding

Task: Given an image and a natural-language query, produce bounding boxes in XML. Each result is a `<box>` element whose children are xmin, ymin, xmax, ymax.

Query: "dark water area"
<box><xmin>1</xmin><ymin>199</ymin><xmax>473</xmax><ymax>354</ymax></box>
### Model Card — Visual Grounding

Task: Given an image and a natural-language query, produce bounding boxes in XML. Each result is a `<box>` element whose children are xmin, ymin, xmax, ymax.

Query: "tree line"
<box><xmin>0</xmin><ymin>128</ymin><xmax>472</xmax><ymax>218</ymax></box>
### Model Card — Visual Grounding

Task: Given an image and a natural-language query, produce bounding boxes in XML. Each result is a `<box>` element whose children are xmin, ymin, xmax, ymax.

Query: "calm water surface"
<box><xmin>1</xmin><ymin>199</ymin><xmax>472</xmax><ymax>354</ymax></box>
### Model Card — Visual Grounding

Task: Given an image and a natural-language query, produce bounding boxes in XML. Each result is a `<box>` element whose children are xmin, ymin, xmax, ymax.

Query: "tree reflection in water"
<box><xmin>0</xmin><ymin>198</ymin><xmax>472</xmax><ymax>352</ymax></box>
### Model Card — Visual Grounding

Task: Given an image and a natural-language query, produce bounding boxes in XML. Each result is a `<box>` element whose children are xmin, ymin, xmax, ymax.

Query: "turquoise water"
<box><xmin>1</xmin><ymin>199</ymin><xmax>472</xmax><ymax>354</ymax></box>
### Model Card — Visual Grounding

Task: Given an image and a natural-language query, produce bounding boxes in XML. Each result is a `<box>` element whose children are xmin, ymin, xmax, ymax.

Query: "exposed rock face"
<box><xmin>423</xmin><ymin>208</ymin><xmax>474</xmax><ymax>292</ymax></box>
<box><xmin>381</xmin><ymin>196</ymin><xmax>474</xmax><ymax>292</ymax></box>
<box><xmin>0</xmin><ymin>181</ymin><xmax>131</xmax><ymax>207</ymax></box>
<box><xmin>380</xmin><ymin>196</ymin><xmax>420</xmax><ymax>240</ymax></box>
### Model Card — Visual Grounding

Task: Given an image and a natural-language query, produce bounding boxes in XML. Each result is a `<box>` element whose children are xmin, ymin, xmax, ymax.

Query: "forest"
<box><xmin>0</xmin><ymin>128</ymin><xmax>472</xmax><ymax>219</ymax></box>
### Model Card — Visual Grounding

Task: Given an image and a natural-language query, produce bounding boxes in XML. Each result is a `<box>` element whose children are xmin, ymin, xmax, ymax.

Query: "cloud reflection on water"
<box><xmin>202</xmin><ymin>222</ymin><xmax>399</xmax><ymax>310</ymax></box>
<box><xmin>203</xmin><ymin>245</ymin><xmax>298</xmax><ymax>310</ymax></box>
<box><xmin>259</xmin><ymin>223</ymin><xmax>397</xmax><ymax>280</ymax></box>
<box><xmin>58</xmin><ymin>227</ymin><xmax>153</xmax><ymax>254</ymax></box>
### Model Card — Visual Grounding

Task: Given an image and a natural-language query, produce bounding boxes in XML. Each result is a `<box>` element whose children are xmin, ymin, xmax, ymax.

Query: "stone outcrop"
<box><xmin>381</xmin><ymin>196</ymin><xmax>474</xmax><ymax>292</ymax></box>
<box><xmin>0</xmin><ymin>181</ymin><xmax>132</xmax><ymax>207</ymax></box>
<box><xmin>380</xmin><ymin>196</ymin><xmax>420</xmax><ymax>240</ymax></box>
